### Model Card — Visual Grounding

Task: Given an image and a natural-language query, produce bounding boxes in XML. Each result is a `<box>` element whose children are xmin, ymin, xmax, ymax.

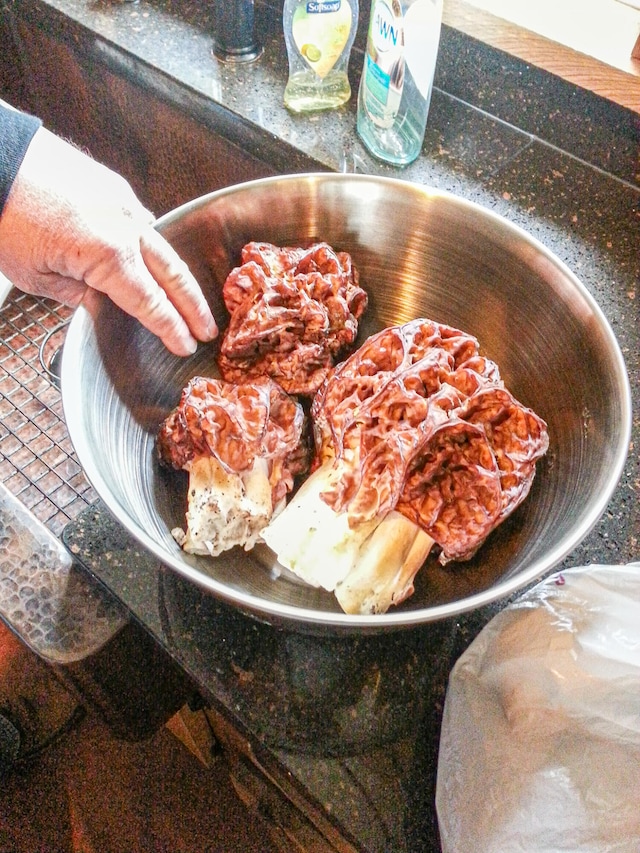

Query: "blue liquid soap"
<box><xmin>357</xmin><ymin>0</ymin><xmax>443</xmax><ymax>165</ymax></box>
<box><xmin>283</xmin><ymin>0</ymin><xmax>359</xmax><ymax>112</ymax></box>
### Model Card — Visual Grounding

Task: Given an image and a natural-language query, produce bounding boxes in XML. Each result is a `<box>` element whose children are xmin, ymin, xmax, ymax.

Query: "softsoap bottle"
<box><xmin>357</xmin><ymin>0</ymin><xmax>443</xmax><ymax>165</ymax></box>
<box><xmin>283</xmin><ymin>0</ymin><xmax>359</xmax><ymax>112</ymax></box>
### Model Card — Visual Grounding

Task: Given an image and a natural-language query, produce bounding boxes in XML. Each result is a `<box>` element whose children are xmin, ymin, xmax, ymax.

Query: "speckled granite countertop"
<box><xmin>3</xmin><ymin>0</ymin><xmax>640</xmax><ymax>850</ymax></box>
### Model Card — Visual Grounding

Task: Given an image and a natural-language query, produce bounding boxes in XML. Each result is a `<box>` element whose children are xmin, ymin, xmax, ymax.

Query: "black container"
<box><xmin>211</xmin><ymin>0</ymin><xmax>263</xmax><ymax>62</ymax></box>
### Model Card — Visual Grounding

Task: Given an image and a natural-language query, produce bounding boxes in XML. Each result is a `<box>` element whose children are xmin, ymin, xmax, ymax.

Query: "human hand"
<box><xmin>0</xmin><ymin>127</ymin><xmax>217</xmax><ymax>356</ymax></box>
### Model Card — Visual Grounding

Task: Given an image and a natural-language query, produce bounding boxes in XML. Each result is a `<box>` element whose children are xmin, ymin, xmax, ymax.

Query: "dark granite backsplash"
<box><xmin>434</xmin><ymin>26</ymin><xmax>640</xmax><ymax>189</ymax></box>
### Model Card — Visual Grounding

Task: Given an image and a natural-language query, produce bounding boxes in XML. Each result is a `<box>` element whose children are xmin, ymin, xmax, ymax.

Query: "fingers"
<box><xmin>140</xmin><ymin>227</ymin><xmax>218</xmax><ymax>343</ymax></box>
<box><xmin>88</xmin><ymin>252</ymin><xmax>207</xmax><ymax>358</ymax></box>
<box><xmin>0</xmin><ymin>125</ymin><xmax>219</xmax><ymax>356</ymax></box>
<box><xmin>77</xmin><ymin>221</ymin><xmax>217</xmax><ymax>357</ymax></box>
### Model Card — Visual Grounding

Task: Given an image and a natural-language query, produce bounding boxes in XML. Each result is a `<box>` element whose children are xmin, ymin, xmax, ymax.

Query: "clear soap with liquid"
<box><xmin>283</xmin><ymin>0</ymin><xmax>359</xmax><ymax>112</ymax></box>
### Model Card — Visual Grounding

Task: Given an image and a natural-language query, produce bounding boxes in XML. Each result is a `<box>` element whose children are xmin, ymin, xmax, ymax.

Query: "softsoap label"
<box><xmin>292</xmin><ymin>0</ymin><xmax>352</xmax><ymax>78</ymax></box>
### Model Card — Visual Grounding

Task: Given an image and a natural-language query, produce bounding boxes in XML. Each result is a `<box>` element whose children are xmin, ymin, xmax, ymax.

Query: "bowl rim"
<box><xmin>61</xmin><ymin>173</ymin><xmax>633</xmax><ymax>631</ymax></box>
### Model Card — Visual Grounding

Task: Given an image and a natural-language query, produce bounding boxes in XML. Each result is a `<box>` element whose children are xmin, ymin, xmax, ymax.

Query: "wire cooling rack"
<box><xmin>0</xmin><ymin>289</ymin><xmax>96</xmax><ymax>537</ymax></box>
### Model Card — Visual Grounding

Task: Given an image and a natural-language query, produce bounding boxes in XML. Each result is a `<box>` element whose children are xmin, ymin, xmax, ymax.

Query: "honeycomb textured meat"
<box><xmin>218</xmin><ymin>241</ymin><xmax>368</xmax><ymax>396</ymax></box>
<box><xmin>311</xmin><ymin>318</ymin><xmax>549</xmax><ymax>564</ymax></box>
<box><xmin>157</xmin><ymin>376</ymin><xmax>308</xmax><ymax>508</ymax></box>
<box><xmin>157</xmin><ymin>377</ymin><xmax>309</xmax><ymax>556</ymax></box>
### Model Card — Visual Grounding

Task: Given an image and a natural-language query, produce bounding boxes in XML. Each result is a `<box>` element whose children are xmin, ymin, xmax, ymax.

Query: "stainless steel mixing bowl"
<box><xmin>61</xmin><ymin>174</ymin><xmax>631</xmax><ymax>631</ymax></box>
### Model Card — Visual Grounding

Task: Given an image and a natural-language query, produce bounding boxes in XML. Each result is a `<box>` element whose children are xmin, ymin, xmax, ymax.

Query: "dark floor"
<box><xmin>1</xmin><ymin>709</ymin><xmax>279</xmax><ymax>853</ymax></box>
<box><xmin>0</xmin><ymin>625</ymin><xmax>276</xmax><ymax>853</ymax></box>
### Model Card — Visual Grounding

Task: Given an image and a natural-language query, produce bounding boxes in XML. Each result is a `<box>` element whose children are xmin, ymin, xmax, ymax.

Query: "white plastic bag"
<box><xmin>436</xmin><ymin>563</ymin><xmax>640</xmax><ymax>853</ymax></box>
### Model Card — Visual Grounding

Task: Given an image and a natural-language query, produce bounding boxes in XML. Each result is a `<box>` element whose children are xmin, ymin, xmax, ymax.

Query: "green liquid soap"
<box><xmin>283</xmin><ymin>0</ymin><xmax>359</xmax><ymax>112</ymax></box>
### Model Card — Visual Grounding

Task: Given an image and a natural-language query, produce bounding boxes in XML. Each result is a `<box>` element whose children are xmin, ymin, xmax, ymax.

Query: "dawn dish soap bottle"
<box><xmin>283</xmin><ymin>0</ymin><xmax>359</xmax><ymax>112</ymax></box>
<box><xmin>357</xmin><ymin>0</ymin><xmax>442</xmax><ymax>165</ymax></box>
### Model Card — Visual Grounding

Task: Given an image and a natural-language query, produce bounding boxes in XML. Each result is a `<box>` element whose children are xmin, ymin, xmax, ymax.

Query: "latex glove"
<box><xmin>0</xmin><ymin>126</ymin><xmax>217</xmax><ymax>356</ymax></box>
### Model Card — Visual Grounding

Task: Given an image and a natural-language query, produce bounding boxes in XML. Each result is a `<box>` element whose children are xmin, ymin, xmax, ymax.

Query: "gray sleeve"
<box><xmin>0</xmin><ymin>101</ymin><xmax>42</xmax><ymax>216</ymax></box>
